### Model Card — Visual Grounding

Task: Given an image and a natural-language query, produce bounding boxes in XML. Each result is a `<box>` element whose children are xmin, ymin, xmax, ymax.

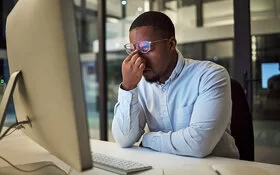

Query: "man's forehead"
<box><xmin>129</xmin><ymin>26</ymin><xmax>161</xmax><ymax>43</ymax></box>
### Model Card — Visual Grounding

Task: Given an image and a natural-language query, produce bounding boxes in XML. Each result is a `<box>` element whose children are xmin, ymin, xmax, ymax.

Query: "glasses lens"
<box><xmin>138</xmin><ymin>41</ymin><xmax>150</xmax><ymax>53</ymax></box>
<box><xmin>124</xmin><ymin>43</ymin><xmax>136</xmax><ymax>54</ymax></box>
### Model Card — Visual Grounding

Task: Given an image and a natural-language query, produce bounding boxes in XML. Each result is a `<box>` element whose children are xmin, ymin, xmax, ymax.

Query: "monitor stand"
<box><xmin>0</xmin><ymin>71</ymin><xmax>22</xmax><ymax>134</ymax></box>
<box><xmin>0</xmin><ymin>161</ymin><xmax>67</xmax><ymax>175</ymax></box>
<box><xmin>0</xmin><ymin>71</ymin><xmax>67</xmax><ymax>175</ymax></box>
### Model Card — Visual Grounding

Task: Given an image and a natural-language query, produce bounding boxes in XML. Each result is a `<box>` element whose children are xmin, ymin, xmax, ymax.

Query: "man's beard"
<box><xmin>144</xmin><ymin>73</ymin><xmax>160</xmax><ymax>83</ymax></box>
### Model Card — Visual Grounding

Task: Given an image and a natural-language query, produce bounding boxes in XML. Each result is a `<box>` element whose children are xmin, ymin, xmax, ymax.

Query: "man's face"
<box><xmin>129</xmin><ymin>26</ymin><xmax>175</xmax><ymax>83</ymax></box>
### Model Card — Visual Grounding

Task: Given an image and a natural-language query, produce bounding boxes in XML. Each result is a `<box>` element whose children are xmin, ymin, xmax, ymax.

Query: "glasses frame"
<box><xmin>124</xmin><ymin>39</ymin><xmax>169</xmax><ymax>54</ymax></box>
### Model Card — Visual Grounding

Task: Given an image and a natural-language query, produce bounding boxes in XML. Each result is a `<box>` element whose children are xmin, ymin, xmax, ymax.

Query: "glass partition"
<box><xmin>203</xmin><ymin>0</ymin><xmax>234</xmax><ymax>27</ymax></box>
<box><xmin>74</xmin><ymin>0</ymin><xmax>81</xmax><ymax>6</ymax></box>
<box><xmin>250</xmin><ymin>0</ymin><xmax>280</xmax><ymax>22</ymax></box>
<box><xmin>75</xmin><ymin>6</ymin><xmax>99</xmax><ymax>139</ymax></box>
<box><xmin>251</xmin><ymin>34</ymin><xmax>280</xmax><ymax>165</ymax></box>
<box><xmin>205</xmin><ymin>40</ymin><xmax>233</xmax><ymax>74</ymax></box>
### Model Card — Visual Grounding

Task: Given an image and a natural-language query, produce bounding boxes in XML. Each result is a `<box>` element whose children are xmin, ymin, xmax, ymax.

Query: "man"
<box><xmin>112</xmin><ymin>11</ymin><xmax>239</xmax><ymax>159</ymax></box>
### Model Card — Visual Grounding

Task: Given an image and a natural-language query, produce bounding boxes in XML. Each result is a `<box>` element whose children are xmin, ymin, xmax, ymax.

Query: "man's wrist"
<box><xmin>142</xmin><ymin>132</ymin><xmax>162</xmax><ymax>151</ymax></box>
<box><xmin>121</xmin><ymin>83</ymin><xmax>136</xmax><ymax>91</ymax></box>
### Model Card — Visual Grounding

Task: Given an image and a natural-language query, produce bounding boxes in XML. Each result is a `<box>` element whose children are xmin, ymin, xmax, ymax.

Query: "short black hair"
<box><xmin>129</xmin><ymin>11</ymin><xmax>175</xmax><ymax>38</ymax></box>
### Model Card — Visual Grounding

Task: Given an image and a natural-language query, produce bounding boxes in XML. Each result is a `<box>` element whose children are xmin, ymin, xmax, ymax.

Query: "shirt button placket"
<box><xmin>161</xmin><ymin>86</ymin><xmax>172</xmax><ymax>131</ymax></box>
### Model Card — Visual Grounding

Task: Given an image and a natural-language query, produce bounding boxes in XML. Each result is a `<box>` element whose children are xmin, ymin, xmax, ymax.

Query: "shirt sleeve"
<box><xmin>141</xmin><ymin>67</ymin><xmax>232</xmax><ymax>158</ymax></box>
<box><xmin>112</xmin><ymin>84</ymin><xmax>146</xmax><ymax>147</ymax></box>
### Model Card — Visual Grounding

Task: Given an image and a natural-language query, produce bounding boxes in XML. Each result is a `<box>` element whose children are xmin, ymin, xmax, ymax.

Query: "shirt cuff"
<box><xmin>118</xmin><ymin>83</ymin><xmax>138</xmax><ymax>104</ymax></box>
<box><xmin>142</xmin><ymin>131</ymin><xmax>173</xmax><ymax>153</ymax></box>
<box><xmin>141</xmin><ymin>132</ymin><xmax>162</xmax><ymax>151</ymax></box>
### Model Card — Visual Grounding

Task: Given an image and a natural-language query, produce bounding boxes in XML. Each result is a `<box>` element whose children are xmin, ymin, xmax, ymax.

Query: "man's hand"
<box><xmin>121</xmin><ymin>50</ymin><xmax>146</xmax><ymax>91</ymax></box>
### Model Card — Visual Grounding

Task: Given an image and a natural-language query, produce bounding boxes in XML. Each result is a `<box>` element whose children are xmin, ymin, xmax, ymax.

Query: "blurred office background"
<box><xmin>0</xmin><ymin>0</ymin><xmax>279</xmax><ymax>165</ymax></box>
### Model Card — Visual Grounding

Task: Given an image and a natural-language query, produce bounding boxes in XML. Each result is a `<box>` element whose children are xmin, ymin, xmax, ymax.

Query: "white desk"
<box><xmin>0</xmin><ymin>130</ymin><xmax>280</xmax><ymax>175</ymax></box>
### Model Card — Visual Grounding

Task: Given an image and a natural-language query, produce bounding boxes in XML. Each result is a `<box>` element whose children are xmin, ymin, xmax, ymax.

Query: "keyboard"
<box><xmin>92</xmin><ymin>152</ymin><xmax>152</xmax><ymax>175</ymax></box>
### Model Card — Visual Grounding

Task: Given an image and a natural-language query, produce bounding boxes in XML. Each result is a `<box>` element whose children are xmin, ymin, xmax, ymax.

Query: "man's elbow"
<box><xmin>112</xmin><ymin>132</ymin><xmax>136</xmax><ymax>148</ymax></box>
<box><xmin>116</xmin><ymin>139</ymin><xmax>134</xmax><ymax>148</ymax></box>
<box><xmin>194</xmin><ymin>150</ymin><xmax>210</xmax><ymax>158</ymax></box>
<box><xmin>191</xmin><ymin>146</ymin><xmax>212</xmax><ymax>158</ymax></box>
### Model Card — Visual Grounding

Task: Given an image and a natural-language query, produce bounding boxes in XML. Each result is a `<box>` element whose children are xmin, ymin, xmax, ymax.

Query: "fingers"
<box><xmin>139</xmin><ymin>62</ymin><xmax>145</xmax><ymax>69</ymax></box>
<box><xmin>121</xmin><ymin>51</ymin><xmax>145</xmax><ymax>90</ymax></box>
<box><xmin>124</xmin><ymin>50</ymin><xmax>138</xmax><ymax>63</ymax></box>
<box><xmin>135</xmin><ymin>56</ymin><xmax>145</xmax><ymax>69</ymax></box>
<box><xmin>130</xmin><ymin>54</ymin><xmax>138</xmax><ymax>64</ymax></box>
<box><xmin>124</xmin><ymin>50</ymin><xmax>145</xmax><ymax>68</ymax></box>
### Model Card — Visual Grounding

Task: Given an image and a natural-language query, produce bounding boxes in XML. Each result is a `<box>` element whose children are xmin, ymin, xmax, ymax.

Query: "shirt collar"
<box><xmin>159</xmin><ymin>48</ymin><xmax>185</xmax><ymax>85</ymax></box>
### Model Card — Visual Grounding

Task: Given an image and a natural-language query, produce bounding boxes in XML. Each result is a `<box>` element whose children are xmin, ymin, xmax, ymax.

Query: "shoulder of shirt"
<box><xmin>183</xmin><ymin>58</ymin><xmax>226</xmax><ymax>72</ymax></box>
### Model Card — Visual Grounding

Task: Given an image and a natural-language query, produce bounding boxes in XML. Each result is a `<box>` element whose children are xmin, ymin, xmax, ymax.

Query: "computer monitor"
<box><xmin>0</xmin><ymin>0</ymin><xmax>93</xmax><ymax>172</ymax></box>
<box><xmin>261</xmin><ymin>62</ymin><xmax>280</xmax><ymax>89</ymax></box>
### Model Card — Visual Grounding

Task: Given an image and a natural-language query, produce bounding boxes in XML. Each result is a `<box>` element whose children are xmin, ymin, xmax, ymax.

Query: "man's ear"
<box><xmin>169</xmin><ymin>37</ymin><xmax>177</xmax><ymax>50</ymax></box>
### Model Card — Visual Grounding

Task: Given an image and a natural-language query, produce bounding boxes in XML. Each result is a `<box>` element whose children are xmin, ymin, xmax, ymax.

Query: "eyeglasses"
<box><xmin>124</xmin><ymin>39</ymin><xmax>169</xmax><ymax>54</ymax></box>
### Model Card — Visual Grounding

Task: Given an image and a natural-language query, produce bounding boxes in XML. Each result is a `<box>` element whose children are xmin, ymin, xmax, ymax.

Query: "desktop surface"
<box><xmin>0</xmin><ymin>129</ymin><xmax>280</xmax><ymax>175</ymax></box>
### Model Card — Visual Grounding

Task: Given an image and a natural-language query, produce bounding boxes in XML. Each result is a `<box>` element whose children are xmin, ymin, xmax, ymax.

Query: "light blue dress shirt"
<box><xmin>112</xmin><ymin>50</ymin><xmax>239</xmax><ymax>159</ymax></box>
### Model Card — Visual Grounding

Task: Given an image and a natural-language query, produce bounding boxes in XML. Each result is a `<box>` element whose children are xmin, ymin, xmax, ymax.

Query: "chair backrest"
<box><xmin>230</xmin><ymin>78</ymin><xmax>254</xmax><ymax>161</ymax></box>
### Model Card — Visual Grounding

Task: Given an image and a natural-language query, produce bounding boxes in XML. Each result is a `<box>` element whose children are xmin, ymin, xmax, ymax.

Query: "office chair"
<box><xmin>230</xmin><ymin>78</ymin><xmax>255</xmax><ymax>161</ymax></box>
<box><xmin>262</xmin><ymin>74</ymin><xmax>280</xmax><ymax>120</ymax></box>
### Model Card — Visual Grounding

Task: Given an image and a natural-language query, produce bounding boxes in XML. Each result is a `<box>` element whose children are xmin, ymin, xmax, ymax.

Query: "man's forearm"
<box><xmin>112</xmin><ymin>112</ymin><xmax>144</xmax><ymax>147</ymax></box>
<box><xmin>141</xmin><ymin>125</ymin><xmax>225</xmax><ymax>158</ymax></box>
<box><xmin>112</xmin><ymin>87</ymin><xmax>146</xmax><ymax>147</ymax></box>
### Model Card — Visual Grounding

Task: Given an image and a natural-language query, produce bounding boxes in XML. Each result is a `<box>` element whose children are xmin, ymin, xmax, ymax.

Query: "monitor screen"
<box><xmin>261</xmin><ymin>63</ymin><xmax>280</xmax><ymax>89</ymax></box>
<box><xmin>3</xmin><ymin>0</ymin><xmax>92</xmax><ymax>172</ymax></box>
